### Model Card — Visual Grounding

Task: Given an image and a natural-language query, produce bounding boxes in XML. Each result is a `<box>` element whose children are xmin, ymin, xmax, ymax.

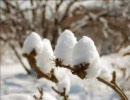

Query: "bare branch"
<box><xmin>9</xmin><ymin>43</ymin><xmax>31</xmax><ymax>74</ymax></box>
<box><xmin>33</xmin><ymin>87</ymin><xmax>44</xmax><ymax>99</ymax></box>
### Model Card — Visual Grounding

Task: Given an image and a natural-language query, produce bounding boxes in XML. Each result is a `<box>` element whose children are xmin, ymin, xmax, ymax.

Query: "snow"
<box><xmin>55</xmin><ymin>75</ymin><xmax>70</xmax><ymax>95</ymax></box>
<box><xmin>22</xmin><ymin>32</ymin><xmax>42</xmax><ymax>55</ymax></box>
<box><xmin>36</xmin><ymin>39</ymin><xmax>55</xmax><ymax>74</ymax></box>
<box><xmin>1</xmin><ymin>94</ymin><xmax>33</xmax><ymax>100</ymax></box>
<box><xmin>42</xmin><ymin>92</ymin><xmax>57</xmax><ymax>100</ymax></box>
<box><xmin>1</xmin><ymin>34</ymin><xmax>130</xmax><ymax>100</ymax></box>
<box><xmin>85</xmin><ymin>59</ymin><xmax>101</xmax><ymax>78</ymax></box>
<box><xmin>54</xmin><ymin>67</ymin><xmax>68</xmax><ymax>81</ymax></box>
<box><xmin>99</xmin><ymin>65</ymin><xmax>112</xmax><ymax>82</ymax></box>
<box><xmin>1</xmin><ymin>92</ymin><xmax>57</xmax><ymax>100</ymax></box>
<box><xmin>54</xmin><ymin>67</ymin><xmax>71</xmax><ymax>95</ymax></box>
<box><xmin>1</xmin><ymin>51</ymin><xmax>130</xmax><ymax>100</ymax></box>
<box><xmin>70</xmin><ymin>0</ymin><xmax>122</xmax><ymax>14</ymax></box>
<box><xmin>54</xmin><ymin>29</ymin><xmax>77</xmax><ymax>65</ymax></box>
<box><xmin>72</xmin><ymin>36</ymin><xmax>101</xmax><ymax>78</ymax></box>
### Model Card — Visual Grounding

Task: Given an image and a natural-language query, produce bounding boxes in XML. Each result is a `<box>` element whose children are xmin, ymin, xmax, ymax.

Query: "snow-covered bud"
<box><xmin>54</xmin><ymin>29</ymin><xmax>77</xmax><ymax>65</ymax></box>
<box><xmin>36</xmin><ymin>39</ymin><xmax>55</xmax><ymax>74</ymax></box>
<box><xmin>99</xmin><ymin>66</ymin><xmax>112</xmax><ymax>81</ymax></box>
<box><xmin>72</xmin><ymin>36</ymin><xmax>101</xmax><ymax>78</ymax></box>
<box><xmin>54</xmin><ymin>68</ymin><xmax>70</xmax><ymax>94</ymax></box>
<box><xmin>22</xmin><ymin>32</ymin><xmax>42</xmax><ymax>55</ymax></box>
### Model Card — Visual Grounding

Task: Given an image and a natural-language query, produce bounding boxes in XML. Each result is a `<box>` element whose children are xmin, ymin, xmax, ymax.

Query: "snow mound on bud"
<box><xmin>1</xmin><ymin>94</ymin><xmax>33</xmax><ymax>100</ymax></box>
<box><xmin>57</xmin><ymin>75</ymin><xmax>70</xmax><ymax>94</ymax></box>
<box><xmin>22</xmin><ymin>32</ymin><xmax>42</xmax><ymax>54</ymax></box>
<box><xmin>43</xmin><ymin>92</ymin><xmax>57</xmax><ymax>100</ymax></box>
<box><xmin>36</xmin><ymin>39</ymin><xmax>55</xmax><ymax>74</ymax></box>
<box><xmin>86</xmin><ymin>59</ymin><xmax>101</xmax><ymax>78</ymax></box>
<box><xmin>72</xmin><ymin>36</ymin><xmax>101</xmax><ymax>78</ymax></box>
<box><xmin>54</xmin><ymin>30</ymin><xmax>77</xmax><ymax>65</ymax></box>
<box><xmin>99</xmin><ymin>66</ymin><xmax>112</xmax><ymax>81</ymax></box>
<box><xmin>54</xmin><ymin>67</ymin><xmax>70</xmax><ymax>94</ymax></box>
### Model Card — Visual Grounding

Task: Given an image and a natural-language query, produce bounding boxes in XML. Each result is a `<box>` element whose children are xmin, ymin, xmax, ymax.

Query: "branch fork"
<box><xmin>52</xmin><ymin>87</ymin><xmax>69</xmax><ymax>100</ymax></box>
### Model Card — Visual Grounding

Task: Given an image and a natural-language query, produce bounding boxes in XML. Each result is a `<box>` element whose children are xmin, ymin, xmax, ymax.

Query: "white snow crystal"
<box><xmin>22</xmin><ymin>32</ymin><xmax>42</xmax><ymax>55</ymax></box>
<box><xmin>72</xmin><ymin>36</ymin><xmax>101</xmax><ymax>78</ymax></box>
<box><xmin>36</xmin><ymin>39</ymin><xmax>55</xmax><ymax>74</ymax></box>
<box><xmin>1</xmin><ymin>94</ymin><xmax>33</xmax><ymax>100</ymax></box>
<box><xmin>54</xmin><ymin>29</ymin><xmax>77</xmax><ymax>65</ymax></box>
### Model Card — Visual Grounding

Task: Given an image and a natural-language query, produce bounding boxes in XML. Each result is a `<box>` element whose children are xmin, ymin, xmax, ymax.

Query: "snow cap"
<box><xmin>22</xmin><ymin>32</ymin><xmax>42</xmax><ymax>55</ymax></box>
<box><xmin>54</xmin><ymin>67</ymin><xmax>70</xmax><ymax>94</ymax></box>
<box><xmin>99</xmin><ymin>66</ymin><xmax>112</xmax><ymax>81</ymax></box>
<box><xmin>36</xmin><ymin>39</ymin><xmax>55</xmax><ymax>74</ymax></box>
<box><xmin>72</xmin><ymin>36</ymin><xmax>101</xmax><ymax>78</ymax></box>
<box><xmin>56</xmin><ymin>75</ymin><xmax>70</xmax><ymax>95</ymax></box>
<box><xmin>54</xmin><ymin>29</ymin><xmax>77</xmax><ymax>65</ymax></box>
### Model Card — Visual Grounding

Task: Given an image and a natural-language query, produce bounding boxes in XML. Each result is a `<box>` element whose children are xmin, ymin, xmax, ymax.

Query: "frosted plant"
<box><xmin>36</xmin><ymin>39</ymin><xmax>55</xmax><ymax>74</ymax></box>
<box><xmin>22</xmin><ymin>31</ymin><xmax>128</xmax><ymax>100</ymax></box>
<box><xmin>22</xmin><ymin>32</ymin><xmax>42</xmax><ymax>55</ymax></box>
<box><xmin>54</xmin><ymin>29</ymin><xmax>77</xmax><ymax>65</ymax></box>
<box><xmin>72</xmin><ymin>36</ymin><xmax>101</xmax><ymax>78</ymax></box>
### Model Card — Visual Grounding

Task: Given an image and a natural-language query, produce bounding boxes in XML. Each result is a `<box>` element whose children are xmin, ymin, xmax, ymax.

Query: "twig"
<box><xmin>111</xmin><ymin>71</ymin><xmax>128</xmax><ymax>99</ymax></box>
<box><xmin>34</xmin><ymin>87</ymin><xmax>44</xmax><ymax>100</ymax></box>
<box><xmin>55</xmin><ymin>58</ymin><xmax>89</xmax><ymax>79</ymax></box>
<box><xmin>52</xmin><ymin>87</ymin><xmax>69</xmax><ymax>100</ymax></box>
<box><xmin>9</xmin><ymin>43</ymin><xmax>30</xmax><ymax>74</ymax></box>
<box><xmin>97</xmin><ymin>77</ymin><xmax>128</xmax><ymax>100</ymax></box>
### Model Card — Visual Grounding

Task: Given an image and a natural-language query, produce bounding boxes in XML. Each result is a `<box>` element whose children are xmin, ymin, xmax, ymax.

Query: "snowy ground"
<box><xmin>1</xmin><ymin>46</ymin><xmax>130</xmax><ymax>100</ymax></box>
<box><xmin>0</xmin><ymin>63</ymin><xmax>120</xmax><ymax>100</ymax></box>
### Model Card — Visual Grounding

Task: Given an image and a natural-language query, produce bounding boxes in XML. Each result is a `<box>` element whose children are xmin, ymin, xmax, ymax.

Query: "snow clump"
<box><xmin>54</xmin><ymin>67</ymin><xmax>70</xmax><ymax>94</ymax></box>
<box><xmin>54</xmin><ymin>29</ymin><xmax>77</xmax><ymax>65</ymax></box>
<box><xmin>72</xmin><ymin>36</ymin><xmax>101</xmax><ymax>78</ymax></box>
<box><xmin>36</xmin><ymin>39</ymin><xmax>55</xmax><ymax>74</ymax></box>
<box><xmin>22</xmin><ymin>32</ymin><xmax>42</xmax><ymax>55</ymax></box>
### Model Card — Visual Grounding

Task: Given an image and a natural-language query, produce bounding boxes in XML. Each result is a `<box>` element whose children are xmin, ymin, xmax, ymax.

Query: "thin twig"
<box><xmin>9</xmin><ymin>43</ymin><xmax>30</xmax><ymax>74</ymax></box>
<box><xmin>33</xmin><ymin>87</ymin><xmax>44</xmax><ymax>100</ymax></box>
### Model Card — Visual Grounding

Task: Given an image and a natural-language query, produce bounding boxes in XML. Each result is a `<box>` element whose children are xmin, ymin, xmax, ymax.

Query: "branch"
<box><xmin>54</xmin><ymin>58</ymin><xmax>89</xmax><ymax>79</ymax></box>
<box><xmin>97</xmin><ymin>76</ymin><xmax>128</xmax><ymax>100</ymax></box>
<box><xmin>9</xmin><ymin>43</ymin><xmax>30</xmax><ymax>74</ymax></box>
<box><xmin>23</xmin><ymin>50</ymin><xmax>58</xmax><ymax>83</ymax></box>
<box><xmin>33</xmin><ymin>87</ymin><xmax>44</xmax><ymax>99</ymax></box>
<box><xmin>52</xmin><ymin>87</ymin><xmax>69</xmax><ymax>100</ymax></box>
<box><xmin>54</xmin><ymin>58</ymin><xmax>128</xmax><ymax>100</ymax></box>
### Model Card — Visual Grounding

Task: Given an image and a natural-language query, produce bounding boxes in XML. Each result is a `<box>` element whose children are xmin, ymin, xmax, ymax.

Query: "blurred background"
<box><xmin>0</xmin><ymin>0</ymin><xmax>130</xmax><ymax>100</ymax></box>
